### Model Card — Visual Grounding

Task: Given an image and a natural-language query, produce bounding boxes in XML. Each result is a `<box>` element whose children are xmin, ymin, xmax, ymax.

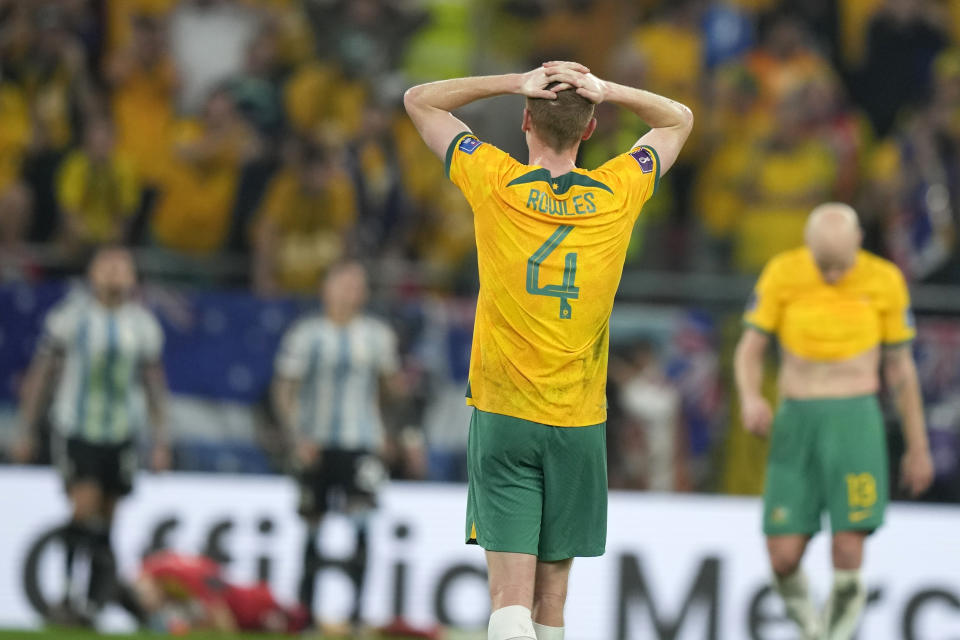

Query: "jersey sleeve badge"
<box><xmin>629</xmin><ymin>147</ymin><xmax>654</xmax><ymax>173</ymax></box>
<box><xmin>458</xmin><ymin>135</ymin><xmax>482</xmax><ymax>154</ymax></box>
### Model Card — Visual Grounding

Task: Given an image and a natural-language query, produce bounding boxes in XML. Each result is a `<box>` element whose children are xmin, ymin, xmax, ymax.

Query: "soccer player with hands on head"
<box><xmin>405</xmin><ymin>62</ymin><xmax>692</xmax><ymax>640</ymax></box>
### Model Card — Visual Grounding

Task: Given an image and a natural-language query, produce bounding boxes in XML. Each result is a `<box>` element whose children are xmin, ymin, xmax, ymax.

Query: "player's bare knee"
<box><xmin>831</xmin><ymin>533</ymin><xmax>865</xmax><ymax>570</ymax></box>
<box><xmin>766</xmin><ymin>536</ymin><xmax>808</xmax><ymax>577</ymax></box>
<box><xmin>70</xmin><ymin>482</ymin><xmax>103</xmax><ymax>521</ymax></box>
<box><xmin>532</xmin><ymin>590</ymin><xmax>566</xmax><ymax>622</ymax></box>
<box><xmin>770</xmin><ymin>553</ymin><xmax>802</xmax><ymax>577</ymax></box>
<box><xmin>768</xmin><ymin>543</ymin><xmax>804</xmax><ymax>576</ymax></box>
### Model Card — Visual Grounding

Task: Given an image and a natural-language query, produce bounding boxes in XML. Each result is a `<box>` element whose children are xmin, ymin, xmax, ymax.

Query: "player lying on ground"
<box><xmin>135</xmin><ymin>551</ymin><xmax>309</xmax><ymax>633</ymax></box>
<box><xmin>734</xmin><ymin>203</ymin><xmax>934</xmax><ymax>640</ymax></box>
<box><xmin>405</xmin><ymin>62</ymin><xmax>692</xmax><ymax>640</ymax></box>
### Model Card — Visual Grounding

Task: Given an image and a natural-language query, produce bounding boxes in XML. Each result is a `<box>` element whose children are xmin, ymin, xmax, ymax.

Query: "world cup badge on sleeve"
<box><xmin>458</xmin><ymin>136</ymin><xmax>483</xmax><ymax>155</ymax></box>
<box><xmin>630</xmin><ymin>147</ymin><xmax>654</xmax><ymax>173</ymax></box>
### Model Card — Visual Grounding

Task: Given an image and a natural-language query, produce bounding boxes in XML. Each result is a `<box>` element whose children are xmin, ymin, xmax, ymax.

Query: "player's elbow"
<box><xmin>734</xmin><ymin>333</ymin><xmax>763</xmax><ymax>373</ymax></box>
<box><xmin>677</xmin><ymin>103</ymin><xmax>694</xmax><ymax>132</ymax></box>
<box><xmin>403</xmin><ymin>85</ymin><xmax>425</xmax><ymax>114</ymax></box>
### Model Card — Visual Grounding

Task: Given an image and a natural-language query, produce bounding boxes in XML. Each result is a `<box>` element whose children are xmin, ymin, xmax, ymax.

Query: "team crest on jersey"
<box><xmin>630</xmin><ymin>147</ymin><xmax>654</xmax><ymax>173</ymax></box>
<box><xmin>458</xmin><ymin>136</ymin><xmax>482</xmax><ymax>154</ymax></box>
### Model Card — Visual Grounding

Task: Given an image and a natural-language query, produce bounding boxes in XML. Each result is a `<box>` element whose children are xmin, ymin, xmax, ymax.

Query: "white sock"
<box><xmin>488</xmin><ymin>605</ymin><xmax>536</xmax><ymax>640</ymax></box>
<box><xmin>773</xmin><ymin>570</ymin><xmax>821</xmax><ymax>639</ymax></box>
<box><xmin>533</xmin><ymin>621</ymin><xmax>564</xmax><ymax>640</ymax></box>
<box><xmin>824</xmin><ymin>569</ymin><xmax>866</xmax><ymax>640</ymax></box>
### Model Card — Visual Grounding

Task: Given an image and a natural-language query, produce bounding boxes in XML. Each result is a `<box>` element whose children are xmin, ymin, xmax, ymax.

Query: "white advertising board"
<box><xmin>1</xmin><ymin>468</ymin><xmax>958</xmax><ymax>639</ymax></box>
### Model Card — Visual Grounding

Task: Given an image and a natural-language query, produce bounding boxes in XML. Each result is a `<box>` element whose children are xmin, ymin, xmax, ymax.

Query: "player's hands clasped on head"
<box><xmin>519</xmin><ymin>65</ymin><xmax>572</xmax><ymax>99</ymax></box>
<box><xmin>741</xmin><ymin>394</ymin><xmax>773</xmax><ymax>438</ymax></box>
<box><xmin>901</xmin><ymin>447</ymin><xmax>934</xmax><ymax>497</ymax></box>
<box><xmin>542</xmin><ymin>61</ymin><xmax>607</xmax><ymax>104</ymax></box>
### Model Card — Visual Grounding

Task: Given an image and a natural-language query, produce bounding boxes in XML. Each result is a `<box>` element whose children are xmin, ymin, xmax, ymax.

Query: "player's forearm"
<box><xmin>18</xmin><ymin>354</ymin><xmax>54</xmax><ymax>439</ymax></box>
<box><xmin>143</xmin><ymin>364</ymin><xmax>170</xmax><ymax>446</ymax></box>
<box><xmin>404</xmin><ymin>74</ymin><xmax>523</xmax><ymax>114</ymax></box>
<box><xmin>271</xmin><ymin>379</ymin><xmax>299</xmax><ymax>438</ymax></box>
<box><xmin>603</xmin><ymin>82</ymin><xmax>693</xmax><ymax>132</ymax></box>
<box><xmin>885</xmin><ymin>352</ymin><xmax>929</xmax><ymax>453</ymax></box>
<box><xmin>734</xmin><ymin>339</ymin><xmax>765</xmax><ymax>402</ymax></box>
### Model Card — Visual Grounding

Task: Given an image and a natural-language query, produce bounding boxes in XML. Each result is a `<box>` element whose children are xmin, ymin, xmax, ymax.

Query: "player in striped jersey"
<box><xmin>405</xmin><ymin>61</ymin><xmax>692</xmax><ymax>640</ymax></box>
<box><xmin>272</xmin><ymin>261</ymin><xmax>401</xmax><ymax>628</ymax></box>
<box><xmin>13</xmin><ymin>246</ymin><xmax>170</xmax><ymax>623</ymax></box>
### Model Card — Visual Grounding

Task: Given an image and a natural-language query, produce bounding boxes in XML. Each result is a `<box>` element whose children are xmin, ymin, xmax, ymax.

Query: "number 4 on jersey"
<box><xmin>526</xmin><ymin>224</ymin><xmax>579</xmax><ymax>319</ymax></box>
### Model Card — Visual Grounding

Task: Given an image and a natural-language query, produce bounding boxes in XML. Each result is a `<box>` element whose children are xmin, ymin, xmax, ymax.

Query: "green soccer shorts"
<box><xmin>763</xmin><ymin>394</ymin><xmax>889</xmax><ymax>536</ymax></box>
<box><xmin>465</xmin><ymin>408</ymin><xmax>607</xmax><ymax>561</ymax></box>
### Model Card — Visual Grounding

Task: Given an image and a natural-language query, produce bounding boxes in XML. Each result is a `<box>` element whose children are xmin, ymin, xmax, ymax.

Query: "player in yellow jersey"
<box><xmin>734</xmin><ymin>204</ymin><xmax>935</xmax><ymax>640</ymax></box>
<box><xmin>404</xmin><ymin>61</ymin><xmax>692</xmax><ymax>640</ymax></box>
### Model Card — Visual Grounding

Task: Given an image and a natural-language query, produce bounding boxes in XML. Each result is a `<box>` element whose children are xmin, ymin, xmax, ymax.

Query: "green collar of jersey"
<box><xmin>507</xmin><ymin>168</ymin><xmax>613</xmax><ymax>195</ymax></box>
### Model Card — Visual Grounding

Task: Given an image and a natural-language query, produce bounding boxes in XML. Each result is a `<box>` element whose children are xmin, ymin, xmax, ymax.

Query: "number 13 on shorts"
<box><xmin>846</xmin><ymin>473</ymin><xmax>877</xmax><ymax>509</ymax></box>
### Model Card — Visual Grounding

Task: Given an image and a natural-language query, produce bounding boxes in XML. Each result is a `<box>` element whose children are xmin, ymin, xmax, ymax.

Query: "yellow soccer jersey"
<box><xmin>446</xmin><ymin>131</ymin><xmax>659</xmax><ymax>426</ymax></box>
<box><xmin>744</xmin><ymin>247</ymin><xmax>915</xmax><ymax>361</ymax></box>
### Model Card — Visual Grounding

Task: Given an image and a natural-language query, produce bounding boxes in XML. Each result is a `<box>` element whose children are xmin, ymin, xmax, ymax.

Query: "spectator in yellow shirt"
<box><xmin>283</xmin><ymin>60</ymin><xmax>367</xmax><ymax>141</ymax></box>
<box><xmin>56</xmin><ymin>118</ymin><xmax>141</xmax><ymax>254</ymax></box>
<box><xmin>0</xmin><ymin>82</ymin><xmax>31</xmax><ymax>196</ymax></box>
<box><xmin>746</xmin><ymin>15</ymin><xmax>836</xmax><ymax>111</ymax></box>
<box><xmin>105</xmin><ymin>13</ymin><xmax>179</xmax><ymax>185</ymax></box>
<box><xmin>735</xmin><ymin>93</ymin><xmax>839</xmax><ymax>272</ymax></box>
<box><xmin>251</xmin><ymin>144</ymin><xmax>358</xmax><ymax>295</ymax></box>
<box><xmin>151</xmin><ymin>88</ymin><xmax>260</xmax><ymax>255</ymax></box>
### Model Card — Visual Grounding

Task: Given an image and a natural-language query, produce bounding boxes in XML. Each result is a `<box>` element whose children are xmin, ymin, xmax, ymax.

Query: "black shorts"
<box><xmin>54</xmin><ymin>437</ymin><xmax>137</xmax><ymax>497</ymax></box>
<box><xmin>297</xmin><ymin>449</ymin><xmax>386</xmax><ymax>517</ymax></box>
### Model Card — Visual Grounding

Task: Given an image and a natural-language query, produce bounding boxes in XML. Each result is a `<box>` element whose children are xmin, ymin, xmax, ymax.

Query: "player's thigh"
<box><xmin>104</xmin><ymin>439</ymin><xmax>137</xmax><ymax>498</ymax></box>
<box><xmin>466</xmin><ymin>410</ymin><xmax>545</xmax><ymax>556</ymax></box>
<box><xmin>60</xmin><ymin>438</ymin><xmax>105</xmax><ymax>518</ymax></box>
<box><xmin>763</xmin><ymin>401</ymin><xmax>822</xmax><ymax>536</ymax></box>
<box><xmin>343</xmin><ymin>450</ymin><xmax>387</xmax><ymax>513</ymax></box>
<box><xmin>820</xmin><ymin>396</ymin><xmax>888</xmax><ymax>533</ymax></box>
<box><xmin>539</xmin><ymin>423</ymin><xmax>607</xmax><ymax>561</ymax></box>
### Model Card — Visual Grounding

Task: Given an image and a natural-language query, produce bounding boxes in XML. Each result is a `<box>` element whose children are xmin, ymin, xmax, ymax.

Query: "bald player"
<box><xmin>405</xmin><ymin>62</ymin><xmax>692</xmax><ymax>639</ymax></box>
<box><xmin>734</xmin><ymin>203</ymin><xmax>934</xmax><ymax>639</ymax></box>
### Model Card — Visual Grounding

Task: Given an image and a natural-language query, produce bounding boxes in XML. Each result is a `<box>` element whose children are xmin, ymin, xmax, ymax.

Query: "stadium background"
<box><xmin>0</xmin><ymin>0</ymin><xmax>959</xmax><ymax>638</ymax></box>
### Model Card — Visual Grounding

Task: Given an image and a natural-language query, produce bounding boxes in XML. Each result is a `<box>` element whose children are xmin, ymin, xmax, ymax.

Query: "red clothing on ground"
<box><xmin>141</xmin><ymin>552</ymin><xmax>285</xmax><ymax>630</ymax></box>
<box><xmin>141</xmin><ymin>551</ymin><xmax>224</xmax><ymax>604</ymax></box>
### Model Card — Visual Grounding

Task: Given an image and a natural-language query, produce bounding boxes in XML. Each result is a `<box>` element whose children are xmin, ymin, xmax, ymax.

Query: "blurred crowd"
<box><xmin>0</xmin><ymin>0</ymin><xmax>958</xmax><ymax>288</ymax></box>
<box><xmin>1</xmin><ymin>0</ymin><xmax>959</xmax><ymax>499</ymax></box>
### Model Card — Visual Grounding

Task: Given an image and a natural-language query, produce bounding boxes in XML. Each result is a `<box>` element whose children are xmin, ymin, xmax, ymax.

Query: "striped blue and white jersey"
<box><xmin>41</xmin><ymin>290</ymin><xmax>164</xmax><ymax>444</ymax></box>
<box><xmin>275</xmin><ymin>314</ymin><xmax>399</xmax><ymax>450</ymax></box>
